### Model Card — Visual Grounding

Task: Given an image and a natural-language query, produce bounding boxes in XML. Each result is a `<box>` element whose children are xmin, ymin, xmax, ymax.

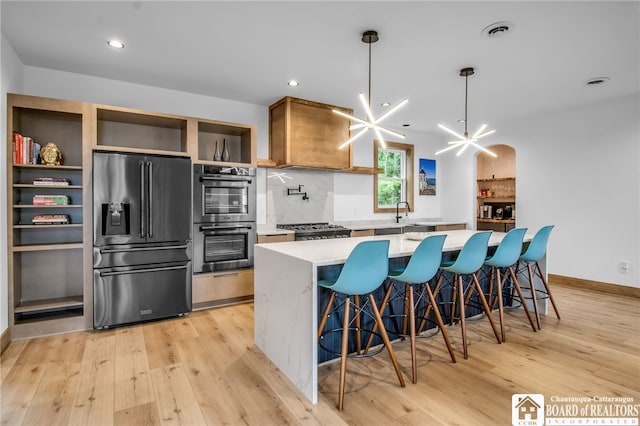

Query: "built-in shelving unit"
<box><xmin>7</xmin><ymin>95</ymin><xmax>90</xmax><ymax>337</ymax></box>
<box><xmin>196</xmin><ymin>119</ymin><xmax>255</xmax><ymax>165</ymax></box>
<box><xmin>476</xmin><ymin>145</ymin><xmax>516</xmax><ymax>232</ymax></box>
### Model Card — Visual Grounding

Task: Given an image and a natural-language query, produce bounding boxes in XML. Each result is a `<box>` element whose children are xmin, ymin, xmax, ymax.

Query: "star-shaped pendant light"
<box><xmin>333</xmin><ymin>30</ymin><xmax>408</xmax><ymax>150</ymax></box>
<box><xmin>435</xmin><ymin>67</ymin><xmax>497</xmax><ymax>158</ymax></box>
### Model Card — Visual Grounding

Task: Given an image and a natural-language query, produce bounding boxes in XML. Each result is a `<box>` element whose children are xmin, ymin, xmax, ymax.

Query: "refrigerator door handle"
<box><xmin>99</xmin><ymin>264</ymin><xmax>188</xmax><ymax>277</ymax></box>
<box><xmin>99</xmin><ymin>244</ymin><xmax>189</xmax><ymax>254</ymax></box>
<box><xmin>147</xmin><ymin>160</ymin><xmax>153</xmax><ymax>238</ymax></box>
<box><xmin>139</xmin><ymin>160</ymin><xmax>146</xmax><ymax>238</ymax></box>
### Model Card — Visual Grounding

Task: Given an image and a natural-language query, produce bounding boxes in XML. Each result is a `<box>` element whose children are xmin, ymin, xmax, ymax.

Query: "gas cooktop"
<box><xmin>277</xmin><ymin>223</ymin><xmax>351</xmax><ymax>240</ymax></box>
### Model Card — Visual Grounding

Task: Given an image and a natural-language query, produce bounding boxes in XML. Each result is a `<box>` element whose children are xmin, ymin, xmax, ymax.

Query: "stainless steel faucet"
<box><xmin>396</xmin><ymin>201</ymin><xmax>411</xmax><ymax>223</ymax></box>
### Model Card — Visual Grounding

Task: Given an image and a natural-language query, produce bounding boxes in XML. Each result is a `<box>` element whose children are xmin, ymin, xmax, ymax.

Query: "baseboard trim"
<box><xmin>1</xmin><ymin>328</ymin><xmax>10</xmax><ymax>355</ymax></box>
<box><xmin>549</xmin><ymin>274</ymin><xmax>640</xmax><ymax>298</ymax></box>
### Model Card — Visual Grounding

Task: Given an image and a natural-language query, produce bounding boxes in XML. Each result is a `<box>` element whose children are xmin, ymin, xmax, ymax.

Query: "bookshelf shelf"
<box><xmin>13</xmin><ymin>204</ymin><xmax>82</xmax><ymax>208</ymax></box>
<box><xmin>14</xmin><ymin>184</ymin><xmax>82</xmax><ymax>189</ymax></box>
<box><xmin>12</xmin><ymin>164</ymin><xmax>82</xmax><ymax>170</ymax></box>
<box><xmin>13</xmin><ymin>224</ymin><xmax>83</xmax><ymax>229</ymax></box>
<box><xmin>14</xmin><ymin>295</ymin><xmax>84</xmax><ymax>314</ymax></box>
<box><xmin>12</xmin><ymin>243</ymin><xmax>83</xmax><ymax>252</ymax></box>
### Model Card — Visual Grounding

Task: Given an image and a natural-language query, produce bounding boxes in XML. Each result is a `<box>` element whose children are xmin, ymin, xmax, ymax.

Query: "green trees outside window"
<box><xmin>377</xmin><ymin>149</ymin><xmax>404</xmax><ymax>207</ymax></box>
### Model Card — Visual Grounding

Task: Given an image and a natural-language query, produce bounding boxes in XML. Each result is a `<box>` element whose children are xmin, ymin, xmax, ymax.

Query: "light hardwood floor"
<box><xmin>1</xmin><ymin>283</ymin><xmax>639</xmax><ymax>425</ymax></box>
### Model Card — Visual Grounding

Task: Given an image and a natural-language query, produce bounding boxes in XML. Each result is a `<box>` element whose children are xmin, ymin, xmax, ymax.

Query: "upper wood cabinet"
<box><xmin>269</xmin><ymin>96</ymin><xmax>353</xmax><ymax>169</ymax></box>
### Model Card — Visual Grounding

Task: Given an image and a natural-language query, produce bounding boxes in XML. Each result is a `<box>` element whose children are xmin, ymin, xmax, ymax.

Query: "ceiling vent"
<box><xmin>482</xmin><ymin>21</ymin><xmax>514</xmax><ymax>38</ymax></box>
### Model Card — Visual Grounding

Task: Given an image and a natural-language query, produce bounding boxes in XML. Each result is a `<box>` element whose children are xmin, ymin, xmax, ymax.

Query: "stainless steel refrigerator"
<box><xmin>93</xmin><ymin>151</ymin><xmax>192</xmax><ymax>329</ymax></box>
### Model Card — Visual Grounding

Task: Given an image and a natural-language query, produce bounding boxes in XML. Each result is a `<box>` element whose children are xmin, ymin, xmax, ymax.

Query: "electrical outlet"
<box><xmin>618</xmin><ymin>261</ymin><xmax>630</xmax><ymax>274</ymax></box>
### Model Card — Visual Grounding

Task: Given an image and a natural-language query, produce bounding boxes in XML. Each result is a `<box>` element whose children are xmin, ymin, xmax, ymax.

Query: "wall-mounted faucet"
<box><xmin>396</xmin><ymin>201</ymin><xmax>411</xmax><ymax>223</ymax></box>
<box><xmin>287</xmin><ymin>185</ymin><xmax>309</xmax><ymax>201</ymax></box>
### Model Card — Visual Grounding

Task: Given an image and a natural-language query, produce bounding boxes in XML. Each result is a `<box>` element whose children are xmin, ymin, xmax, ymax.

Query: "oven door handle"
<box><xmin>99</xmin><ymin>244</ymin><xmax>189</xmax><ymax>254</ymax></box>
<box><xmin>199</xmin><ymin>176</ymin><xmax>253</xmax><ymax>183</ymax></box>
<box><xmin>99</xmin><ymin>264</ymin><xmax>188</xmax><ymax>277</ymax></box>
<box><xmin>199</xmin><ymin>224</ymin><xmax>254</xmax><ymax>231</ymax></box>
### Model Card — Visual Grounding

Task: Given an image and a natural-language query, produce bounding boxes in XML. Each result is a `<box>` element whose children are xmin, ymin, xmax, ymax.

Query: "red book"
<box><xmin>13</xmin><ymin>132</ymin><xmax>22</xmax><ymax>164</ymax></box>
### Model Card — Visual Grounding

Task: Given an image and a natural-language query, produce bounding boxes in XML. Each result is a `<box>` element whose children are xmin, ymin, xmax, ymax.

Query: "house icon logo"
<box><xmin>512</xmin><ymin>394</ymin><xmax>544</xmax><ymax>426</ymax></box>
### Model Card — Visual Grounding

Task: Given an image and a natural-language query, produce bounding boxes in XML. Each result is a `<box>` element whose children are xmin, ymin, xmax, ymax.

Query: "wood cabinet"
<box><xmin>6</xmin><ymin>93</ymin><xmax>257</xmax><ymax>340</ymax></box>
<box><xmin>350</xmin><ymin>229</ymin><xmax>375</xmax><ymax>237</ymax></box>
<box><xmin>257</xmin><ymin>233</ymin><xmax>295</xmax><ymax>243</ymax></box>
<box><xmin>269</xmin><ymin>96</ymin><xmax>353</xmax><ymax>169</ymax></box>
<box><xmin>192</xmin><ymin>269</ymin><xmax>253</xmax><ymax>309</ymax></box>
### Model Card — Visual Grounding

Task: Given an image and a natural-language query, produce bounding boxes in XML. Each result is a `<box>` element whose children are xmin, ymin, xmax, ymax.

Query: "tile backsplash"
<box><xmin>265</xmin><ymin>169</ymin><xmax>333</xmax><ymax>225</ymax></box>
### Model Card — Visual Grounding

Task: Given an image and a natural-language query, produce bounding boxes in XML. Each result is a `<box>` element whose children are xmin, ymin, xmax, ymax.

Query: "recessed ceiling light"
<box><xmin>381</xmin><ymin>102</ymin><xmax>391</xmax><ymax>107</ymax></box>
<box><xmin>402</xmin><ymin>124</ymin><xmax>410</xmax><ymax>127</ymax></box>
<box><xmin>457</xmin><ymin>119</ymin><xmax>466</xmax><ymax>124</ymax></box>
<box><xmin>481</xmin><ymin>21</ymin><xmax>514</xmax><ymax>38</ymax></box>
<box><xmin>287</xmin><ymin>80</ymin><xmax>300</xmax><ymax>87</ymax></box>
<box><xmin>585</xmin><ymin>77</ymin><xmax>610</xmax><ymax>86</ymax></box>
<box><xmin>107</xmin><ymin>40</ymin><xmax>125</xmax><ymax>49</ymax></box>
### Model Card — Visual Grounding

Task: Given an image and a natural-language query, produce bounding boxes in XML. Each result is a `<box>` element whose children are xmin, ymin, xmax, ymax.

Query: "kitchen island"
<box><xmin>254</xmin><ymin>230</ymin><xmax>544</xmax><ymax>403</ymax></box>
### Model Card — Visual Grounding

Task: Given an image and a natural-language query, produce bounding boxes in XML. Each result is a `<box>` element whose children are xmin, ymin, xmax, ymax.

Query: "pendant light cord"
<box><xmin>368</xmin><ymin>40</ymin><xmax>372</xmax><ymax>109</ymax></box>
<box><xmin>464</xmin><ymin>73</ymin><xmax>469</xmax><ymax>138</ymax></box>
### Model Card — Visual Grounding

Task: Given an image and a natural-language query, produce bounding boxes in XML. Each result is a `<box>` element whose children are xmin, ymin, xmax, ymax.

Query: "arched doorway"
<box><xmin>476</xmin><ymin>144</ymin><xmax>516</xmax><ymax>231</ymax></box>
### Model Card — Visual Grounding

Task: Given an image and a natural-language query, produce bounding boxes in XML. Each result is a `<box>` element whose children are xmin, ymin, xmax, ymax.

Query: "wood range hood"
<box><xmin>258</xmin><ymin>96</ymin><xmax>381</xmax><ymax>174</ymax></box>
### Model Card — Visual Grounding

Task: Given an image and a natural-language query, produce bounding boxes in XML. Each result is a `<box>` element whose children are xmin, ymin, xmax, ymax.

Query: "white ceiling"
<box><xmin>2</xmin><ymin>1</ymin><xmax>639</xmax><ymax>133</ymax></box>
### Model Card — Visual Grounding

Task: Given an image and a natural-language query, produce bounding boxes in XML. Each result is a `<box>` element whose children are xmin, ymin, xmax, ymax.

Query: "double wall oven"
<box><xmin>193</xmin><ymin>165</ymin><xmax>256</xmax><ymax>273</ymax></box>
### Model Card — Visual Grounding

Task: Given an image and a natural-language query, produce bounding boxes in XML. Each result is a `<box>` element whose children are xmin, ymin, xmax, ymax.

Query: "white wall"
<box><xmin>334</xmin><ymin>127</ymin><xmax>445</xmax><ymax>222</ymax></box>
<box><xmin>442</xmin><ymin>94</ymin><xmax>640</xmax><ymax>287</ymax></box>
<box><xmin>511</xmin><ymin>95</ymin><xmax>639</xmax><ymax>287</ymax></box>
<box><xmin>1</xmin><ymin>33</ymin><xmax>25</xmax><ymax>335</ymax></box>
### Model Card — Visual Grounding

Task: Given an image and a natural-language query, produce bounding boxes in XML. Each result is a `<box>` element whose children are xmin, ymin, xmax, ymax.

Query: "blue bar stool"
<box><xmin>366</xmin><ymin>234</ymin><xmax>456</xmax><ymax>384</ymax></box>
<box><xmin>515</xmin><ymin>225</ymin><xmax>560</xmax><ymax>329</ymax></box>
<box><xmin>432</xmin><ymin>231</ymin><xmax>501</xmax><ymax>359</ymax></box>
<box><xmin>316</xmin><ymin>240</ymin><xmax>405</xmax><ymax>410</ymax></box>
<box><xmin>483</xmin><ymin>227</ymin><xmax>537</xmax><ymax>342</ymax></box>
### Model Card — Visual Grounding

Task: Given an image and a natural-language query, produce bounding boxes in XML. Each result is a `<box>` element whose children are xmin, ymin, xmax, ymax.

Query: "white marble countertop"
<box><xmin>256</xmin><ymin>230</ymin><xmax>511</xmax><ymax>267</ymax></box>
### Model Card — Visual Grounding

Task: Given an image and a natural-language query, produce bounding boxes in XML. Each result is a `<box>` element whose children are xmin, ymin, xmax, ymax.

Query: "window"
<box><xmin>374</xmin><ymin>141</ymin><xmax>414</xmax><ymax>213</ymax></box>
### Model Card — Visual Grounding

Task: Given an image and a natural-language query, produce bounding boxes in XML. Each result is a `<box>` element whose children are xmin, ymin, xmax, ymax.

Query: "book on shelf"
<box><xmin>12</xmin><ymin>132</ymin><xmax>41</xmax><ymax>165</ymax></box>
<box><xmin>31</xmin><ymin>214</ymin><xmax>70</xmax><ymax>225</ymax></box>
<box><xmin>32</xmin><ymin>195</ymin><xmax>70</xmax><ymax>205</ymax></box>
<box><xmin>32</xmin><ymin>177</ymin><xmax>71</xmax><ymax>186</ymax></box>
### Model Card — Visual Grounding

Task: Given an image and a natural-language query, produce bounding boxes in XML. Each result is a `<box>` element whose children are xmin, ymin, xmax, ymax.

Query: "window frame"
<box><xmin>373</xmin><ymin>140</ymin><xmax>414</xmax><ymax>214</ymax></box>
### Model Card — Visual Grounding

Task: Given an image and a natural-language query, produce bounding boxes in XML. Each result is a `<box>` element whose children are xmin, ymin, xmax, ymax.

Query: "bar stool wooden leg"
<box><xmin>354</xmin><ymin>295</ymin><xmax>361</xmax><ymax>355</ymax></box>
<box><xmin>526</xmin><ymin>263</ymin><xmax>542</xmax><ymax>330</ymax></box>
<box><xmin>364</xmin><ymin>280</ymin><xmax>395</xmax><ymax>353</ymax></box>
<box><xmin>402</xmin><ymin>284</ymin><xmax>411</xmax><ymax>337</ymax></box>
<box><xmin>451</xmin><ymin>274</ymin><xmax>460</xmax><ymax>327</ymax></box>
<box><xmin>495</xmin><ymin>268</ymin><xmax>506</xmax><ymax>342</ymax></box>
<box><xmin>424</xmin><ymin>284</ymin><xmax>457</xmax><ymax>363</ymax></box>
<box><xmin>338</xmin><ymin>295</ymin><xmax>351</xmax><ymax>410</ymax></box>
<box><xmin>507</xmin><ymin>266</ymin><xmax>537</xmax><ymax>332</ymax></box>
<box><xmin>417</xmin><ymin>274</ymin><xmax>444</xmax><ymax>334</ymax></box>
<box><xmin>318</xmin><ymin>291</ymin><xmax>336</xmax><ymax>338</ymax></box>
<box><xmin>536</xmin><ymin>261</ymin><xmax>561</xmax><ymax>320</ymax></box>
<box><xmin>471</xmin><ymin>272</ymin><xmax>502</xmax><ymax>344</ymax></box>
<box><xmin>368</xmin><ymin>294</ymin><xmax>406</xmax><ymax>388</ymax></box>
<box><xmin>407</xmin><ymin>284</ymin><xmax>417</xmax><ymax>384</ymax></box>
<box><xmin>457</xmin><ymin>275</ymin><xmax>468</xmax><ymax>359</ymax></box>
